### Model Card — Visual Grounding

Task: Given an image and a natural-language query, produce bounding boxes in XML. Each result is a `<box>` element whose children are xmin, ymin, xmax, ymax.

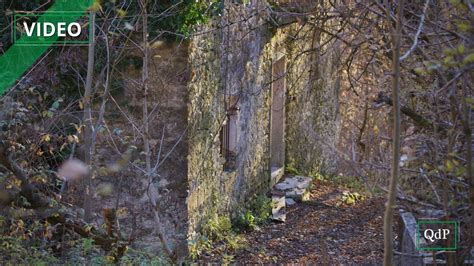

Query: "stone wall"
<box><xmin>285</xmin><ymin>22</ymin><xmax>341</xmax><ymax>176</ymax></box>
<box><xmin>186</xmin><ymin>1</ymin><xmax>340</xmax><ymax>238</ymax></box>
<box><xmin>186</xmin><ymin>2</ymin><xmax>271</xmax><ymax>237</ymax></box>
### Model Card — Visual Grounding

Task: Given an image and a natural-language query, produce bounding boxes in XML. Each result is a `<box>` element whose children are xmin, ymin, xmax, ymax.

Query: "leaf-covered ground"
<box><xmin>213</xmin><ymin>180</ymin><xmax>399</xmax><ymax>264</ymax></box>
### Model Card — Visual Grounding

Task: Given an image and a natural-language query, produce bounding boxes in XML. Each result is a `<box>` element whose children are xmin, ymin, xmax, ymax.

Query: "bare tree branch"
<box><xmin>399</xmin><ymin>0</ymin><xmax>430</xmax><ymax>61</ymax></box>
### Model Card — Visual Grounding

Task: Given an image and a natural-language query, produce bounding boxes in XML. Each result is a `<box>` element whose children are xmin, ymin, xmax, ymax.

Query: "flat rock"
<box><xmin>271</xmin><ymin>211</ymin><xmax>286</xmax><ymax>222</ymax></box>
<box><xmin>271</xmin><ymin>195</ymin><xmax>287</xmax><ymax>222</ymax></box>
<box><xmin>272</xmin><ymin>195</ymin><xmax>286</xmax><ymax>214</ymax></box>
<box><xmin>285</xmin><ymin>198</ymin><xmax>296</xmax><ymax>206</ymax></box>
<box><xmin>274</xmin><ymin>176</ymin><xmax>312</xmax><ymax>202</ymax></box>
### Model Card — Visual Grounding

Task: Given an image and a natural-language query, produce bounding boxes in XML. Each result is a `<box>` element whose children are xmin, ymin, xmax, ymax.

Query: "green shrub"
<box><xmin>188</xmin><ymin>233</ymin><xmax>212</xmax><ymax>260</ymax></box>
<box><xmin>235</xmin><ymin>210</ymin><xmax>256</xmax><ymax>230</ymax></box>
<box><xmin>191</xmin><ymin>214</ymin><xmax>244</xmax><ymax>261</ymax></box>
<box><xmin>0</xmin><ymin>236</ymin><xmax>59</xmax><ymax>265</ymax></box>
<box><xmin>333</xmin><ymin>174</ymin><xmax>368</xmax><ymax>193</ymax></box>
<box><xmin>119</xmin><ymin>247</ymin><xmax>169</xmax><ymax>265</ymax></box>
<box><xmin>340</xmin><ymin>191</ymin><xmax>365</xmax><ymax>205</ymax></box>
<box><xmin>250</xmin><ymin>195</ymin><xmax>272</xmax><ymax>224</ymax></box>
<box><xmin>202</xmin><ymin>215</ymin><xmax>232</xmax><ymax>243</ymax></box>
<box><xmin>234</xmin><ymin>195</ymin><xmax>272</xmax><ymax>231</ymax></box>
<box><xmin>285</xmin><ymin>162</ymin><xmax>300</xmax><ymax>175</ymax></box>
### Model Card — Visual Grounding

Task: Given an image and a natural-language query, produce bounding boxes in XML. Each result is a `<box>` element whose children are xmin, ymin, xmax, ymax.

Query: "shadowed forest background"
<box><xmin>0</xmin><ymin>0</ymin><xmax>472</xmax><ymax>264</ymax></box>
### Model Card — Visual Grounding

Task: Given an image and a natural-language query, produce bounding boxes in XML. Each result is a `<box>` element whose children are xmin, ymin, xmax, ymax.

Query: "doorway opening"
<box><xmin>270</xmin><ymin>56</ymin><xmax>286</xmax><ymax>183</ymax></box>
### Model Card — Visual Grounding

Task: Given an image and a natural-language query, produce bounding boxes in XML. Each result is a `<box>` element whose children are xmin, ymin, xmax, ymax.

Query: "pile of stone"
<box><xmin>271</xmin><ymin>175</ymin><xmax>312</xmax><ymax>222</ymax></box>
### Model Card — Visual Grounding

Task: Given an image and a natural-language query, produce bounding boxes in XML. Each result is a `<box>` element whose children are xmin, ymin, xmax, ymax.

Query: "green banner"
<box><xmin>0</xmin><ymin>0</ymin><xmax>93</xmax><ymax>95</ymax></box>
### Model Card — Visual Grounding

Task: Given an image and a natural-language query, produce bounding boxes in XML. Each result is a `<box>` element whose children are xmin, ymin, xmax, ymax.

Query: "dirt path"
<box><xmin>233</xmin><ymin>180</ymin><xmax>399</xmax><ymax>264</ymax></box>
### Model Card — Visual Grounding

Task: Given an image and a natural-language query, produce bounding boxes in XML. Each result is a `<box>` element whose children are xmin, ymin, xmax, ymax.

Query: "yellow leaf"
<box><xmin>446</xmin><ymin>160</ymin><xmax>454</xmax><ymax>172</ymax></box>
<box><xmin>116</xmin><ymin>8</ymin><xmax>126</xmax><ymax>18</ymax></box>
<box><xmin>84</xmin><ymin>224</ymin><xmax>93</xmax><ymax>233</ymax></box>
<box><xmin>73</xmin><ymin>124</ymin><xmax>83</xmax><ymax>134</ymax></box>
<box><xmin>41</xmin><ymin>134</ymin><xmax>51</xmax><ymax>143</ymax></box>
<box><xmin>90</xmin><ymin>1</ymin><xmax>102</xmax><ymax>12</ymax></box>
<box><xmin>346</xmin><ymin>197</ymin><xmax>355</xmax><ymax>205</ymax></box>
<box><xmin>116</xmin><ymin>207</ymin><xmax>129</xmax><ymax>218</ymax></box>
<box><xmin>414</xmin><ymin>67</ymin><xmax>425</xmax><ymax>75</ymax></box>
<box><xmin>67</xmin><ymin>135</ymin><xmax>79</xmax><ymax>143</ymax></box>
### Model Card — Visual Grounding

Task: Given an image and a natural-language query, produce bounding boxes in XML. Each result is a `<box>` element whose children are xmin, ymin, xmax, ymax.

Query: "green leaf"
<box><xmin>467</xmin><ymin>98</ymin><xmax>474</xmax><ymax>109</ymax></box>
<box><xmin>462</xmin><ymin>53</ymin><xmax>474</xmax><ymax>64</ymax></box>
<box><xmin>457</xmin><ymin>22</ymin><xmax>471</xmax><ymax>32</ymax></box>
<box><xmin>443</xmin><ymin>48</ymin><xmax>454</xmax><ymax>56</ymax></box>
<box><xmin>414</xmin><ymin>67</ymin><xmax>426</xmax><ymax>75</ymax></box>
<box><xmin>443</xmin><ymin>56</ymin><xmax>454</xmax><ymax>65</ymax></box>
<box><xmin>454</xmin><ymin>167</ymin><xmax>465</xmax><ymax>177</ymax></box>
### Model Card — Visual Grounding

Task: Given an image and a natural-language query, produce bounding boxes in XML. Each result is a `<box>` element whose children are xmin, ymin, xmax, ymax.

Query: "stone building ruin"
<box><xmin>121</xmin><ymin>0</ymin><xmax>341</xmax><ymax>257</ymax></box>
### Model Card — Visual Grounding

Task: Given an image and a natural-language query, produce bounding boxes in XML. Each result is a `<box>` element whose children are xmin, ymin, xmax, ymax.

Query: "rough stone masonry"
<box><xmin>186</xmin><ymin>0</ymin><xmax>341</xmax><ymax>245</ymax></box>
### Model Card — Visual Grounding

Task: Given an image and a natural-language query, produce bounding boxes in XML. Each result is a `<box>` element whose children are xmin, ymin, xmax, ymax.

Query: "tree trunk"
<box><xmin>383</xmin><ymin>1</ymin><xmax>403</xmax><ymax>265</ymax></box>
<box><xmin>461</xmin><ymin>75</ymin><xmax>473</xmax><ymax>262</ymax></box>
<box><xmin>82</xmin><ymin>12</ymin><xmax>96</xmax><ymax>222</ymax></box>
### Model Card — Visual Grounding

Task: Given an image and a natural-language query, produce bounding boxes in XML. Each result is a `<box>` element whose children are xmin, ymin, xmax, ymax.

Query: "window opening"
<box><xmin>221</xmin><ymin>96</ymin><xmax>239</xmax><ymax>171</ymax></box>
